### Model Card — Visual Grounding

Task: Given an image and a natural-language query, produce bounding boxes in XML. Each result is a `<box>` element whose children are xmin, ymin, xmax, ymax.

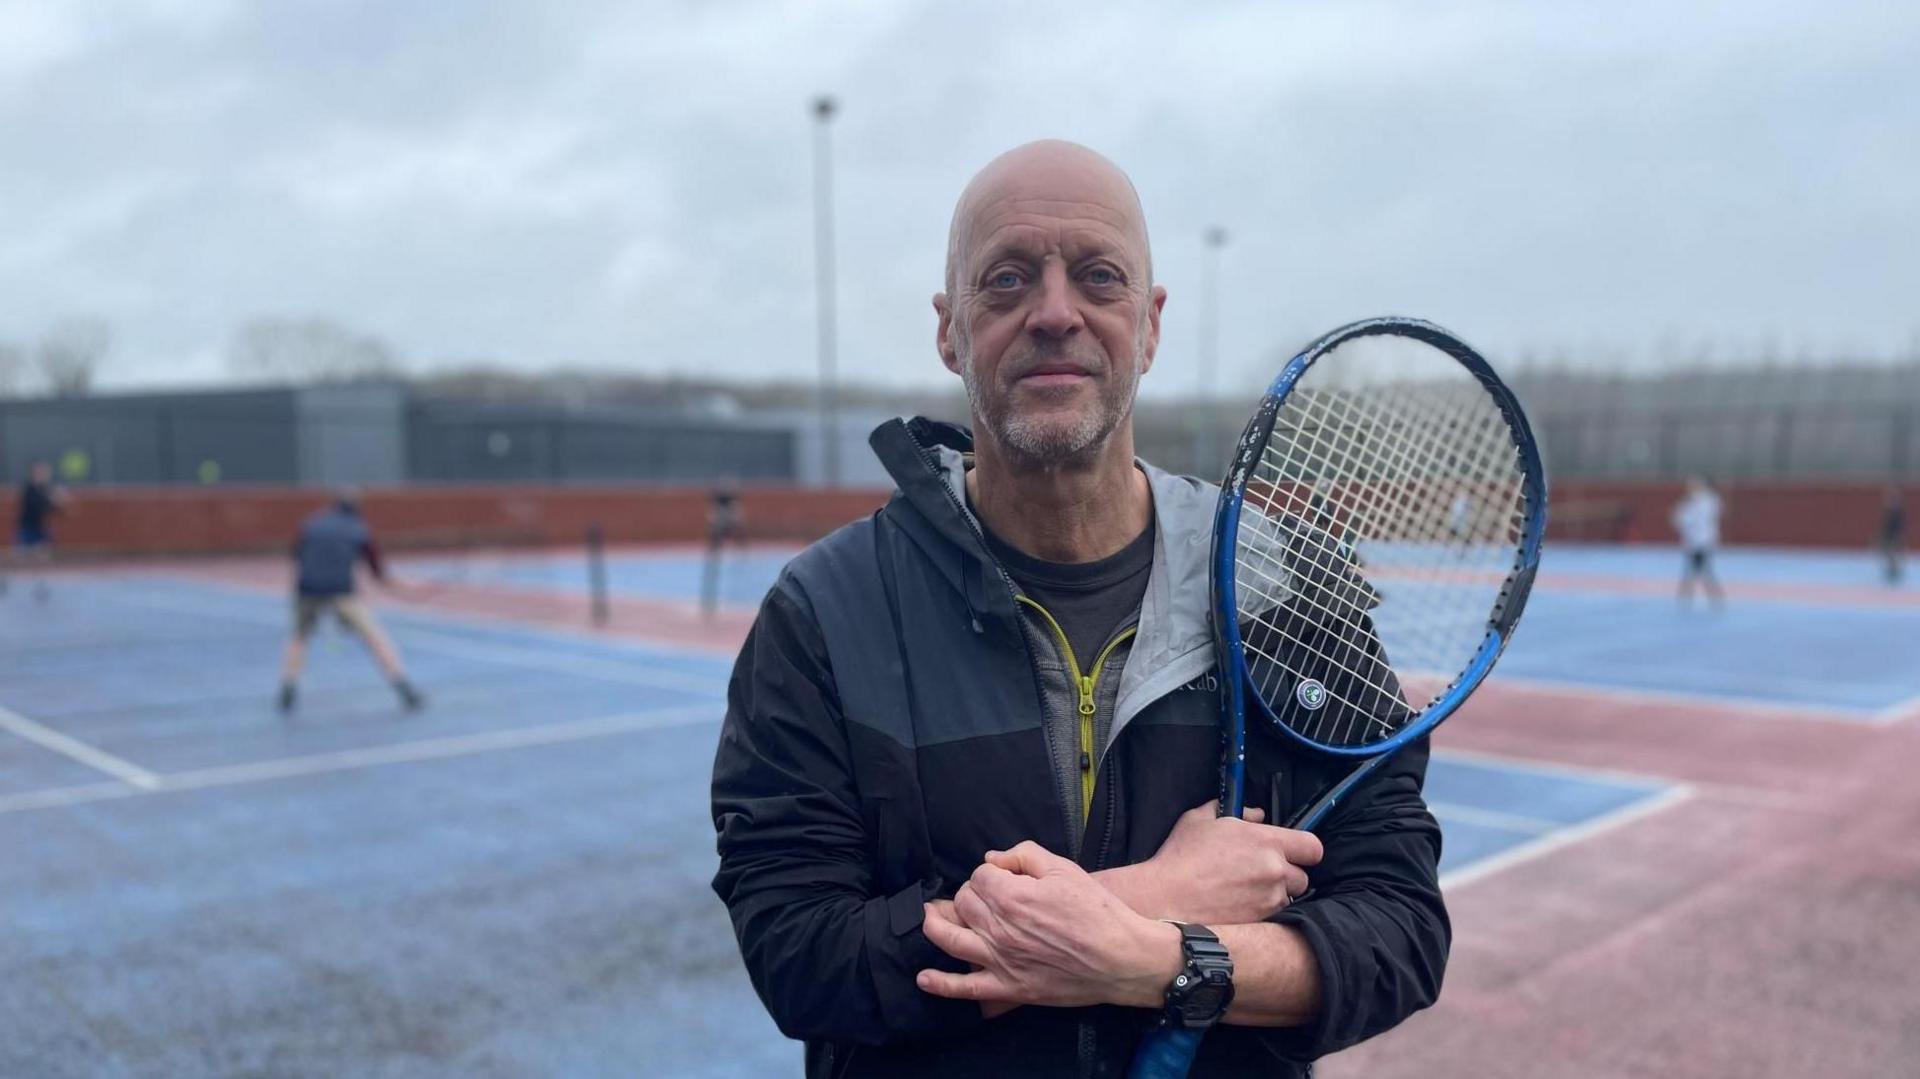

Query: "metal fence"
<box><xmin>1</xmin><ymin>388</ymin><xmax>309</xmax><ymax>484</ymax></box>
<box><xmin>1134</xmin><ymin>361</ymin><xmax>1920</xmax><ymax>482</ymax></box>
<box><xmin>7</xmin><ymin>359</ymin><xmax>1914</xmax><ymax>488</ymax></box>
<box><xmin>1511</xmin><ymin>363</ymin><xmax>1920</xmax><ymax>480</ymax></box>
<box><xmin>405</xmin><ymin>402</ymin><xmax>794</xmax><ymax>484</ymax></box>
<box><xmin>1</xmin><ymin>387</ymin><xmax>796</xmax><ymax>487</ymax></box>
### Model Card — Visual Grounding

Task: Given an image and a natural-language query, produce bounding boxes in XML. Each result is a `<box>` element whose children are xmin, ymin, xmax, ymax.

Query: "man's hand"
<box><xmin>1100</xmin><ymin>801</ymin><xmax>1325</xmax><ymax>925</ymax></box>
<box><xmin>918</xmin><ymin>841</ymin><xmax>1182</xmax><ymax>1010</ymax></box>
<box><xmin>924</xmin><ymin>900</ymin><xmax>1019</xmax><ymax>1020</ymax></box>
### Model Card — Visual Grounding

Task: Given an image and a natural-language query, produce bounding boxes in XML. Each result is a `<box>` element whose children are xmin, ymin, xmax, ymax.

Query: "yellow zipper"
<box><xmin>1015</xmin><ymin>595</ymin><xmax>1139</xmax><ymax>819</ymax></box>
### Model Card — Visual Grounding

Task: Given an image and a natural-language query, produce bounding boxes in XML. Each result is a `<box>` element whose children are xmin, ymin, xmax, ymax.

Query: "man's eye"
<box><xmin>1085</xmin><ymin>267</ymin><xmax>1119</xmax><ymax>286</ymax></box>
<box><xmin>989</xmin><ymin>270</ymin><xmax>1023</xmax><ymax>289</ymax></box>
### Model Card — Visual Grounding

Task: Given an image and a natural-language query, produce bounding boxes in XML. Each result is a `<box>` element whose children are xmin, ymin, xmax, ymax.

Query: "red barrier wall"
<box><xmin>0</xmin><ymin>485</ymin><xmax>891</xmax><ymax>556</ymax></box>
<box><xmin>1545</xmin><ymin>480</ymin><xmax>1913</xmax><ymax>547</ymax></box>
<box><xmin>1</xmin><ymin>480</ymin><xmax>1907</xmax><ymax>556</ymax></box>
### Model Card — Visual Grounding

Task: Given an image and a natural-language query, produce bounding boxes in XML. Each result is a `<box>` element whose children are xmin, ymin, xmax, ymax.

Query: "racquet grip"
<box><xmin>1128</xmin><ymin>1026</ymin><xmax>1203</xmax><ymax>1079</ymax></box>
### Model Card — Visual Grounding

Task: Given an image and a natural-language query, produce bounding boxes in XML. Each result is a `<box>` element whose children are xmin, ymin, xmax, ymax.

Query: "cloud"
<box><xmin>0</xmin><ymin>0</ymin><xmax>1914</xmax><ymax>393</ymax></box>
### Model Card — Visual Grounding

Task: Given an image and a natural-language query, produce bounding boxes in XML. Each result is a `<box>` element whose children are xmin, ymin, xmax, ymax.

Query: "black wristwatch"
<box><xmin>1159</xmin><ymin>922</ymin><xmax>1235</xmax><ymax>1030</ymax></box>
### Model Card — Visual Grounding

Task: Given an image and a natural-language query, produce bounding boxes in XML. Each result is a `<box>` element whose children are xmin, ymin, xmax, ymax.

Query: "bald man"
<box><xmin>712</xmin><ymin>142</ymin><xmax>1446</xmax><ymax>1077</ymax></box>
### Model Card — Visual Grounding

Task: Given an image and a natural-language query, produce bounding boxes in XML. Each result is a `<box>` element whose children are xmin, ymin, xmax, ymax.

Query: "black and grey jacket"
<box><xmin>711</xmin><ymin>417</ymin><xmax>1448</xmax><ymax>1078</ymax></box>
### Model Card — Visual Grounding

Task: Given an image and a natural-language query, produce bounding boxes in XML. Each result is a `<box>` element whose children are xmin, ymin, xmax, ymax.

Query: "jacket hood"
<box><xmin>866</xmin><ymin>416</ymin><xmax>1218</xmax><ymax>743</ymax></box>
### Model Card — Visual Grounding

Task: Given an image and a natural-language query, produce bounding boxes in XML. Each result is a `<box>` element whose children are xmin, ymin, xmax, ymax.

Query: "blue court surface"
<box><xmin>10</xmin><ymin>541</ymin><xmax>1912</xmax><ymax>1074</ymax></box>
<box><xmin>420</xmin><ymin>547</ymin><xmax>801</xmax><ymax>610</ymax></box>
<box><xmin>422</xmin><ymin>542</ymin><xmax>1916</xmax><ymax>603</ymax></box>
<box><xmin>425</xmin><ymin>541</ymin><xmax>1920</xmax><ymax>720</ymax></box>
<box><xmin>1545</xmin><ymin>542</ymin><xmax>1917</xmax><ymax>591</ymax></box>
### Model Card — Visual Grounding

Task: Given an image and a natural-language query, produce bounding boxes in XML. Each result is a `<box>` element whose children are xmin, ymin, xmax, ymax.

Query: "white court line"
<box><xmin>100</xmin><ymin>582</ymin><xmax>727</xmax><ymax>696</ymax></box>
<box><xmin>0</xmin><ymin>704</ymin><xmax>720</xmax><ymax>817</ymax></box>
<box><xmin>1569</xmin><ymin>662</ymin><xmax>1901</xmax><ymax>700</ymax></box>
<box><xmin>0</xmin><ymin>780</ymin><xmax>140</xmax><ymax>814</ymax></box>
<box><xmin>1427</xmin><ymin>800</ymin><xmax>1559</xmax><ymax>834</ymax></box>
<box><xmin>1871</xmin><ymin>692</ymin><xmax>1920</xmax><ymax>725</ymax></box>
<box><xmin>1483</xmin><ymin>672</ymin><xmax>1884</xmax><ymax>724</ymax></box>
<box><xmin>0</xmin><ymin>704</ymin><xmax>162</xmax><ymax>790</ymax></box>
<box><xmin>1440</xmin><ymin>784</ymin><xmax>1694</xmax><ymax>891</ymax></box>
<box><xmin>159</xmin><ymin>704</ymin><xmax>717</xmax><ymax>790</ymax></box>
<box><xmin>390</xmin><ymin>628</ymin><xmax>724</xmax><ymax>695</ymax></box>
<box><xmin>127</xmin><ymin>569</ymin><xmax>747</xmax><ymax>666</ymax></box>
<box><xmin>1434</xmin><ymin>745</ymin><xmax>1672</xmax><ymax>791</ymax></box>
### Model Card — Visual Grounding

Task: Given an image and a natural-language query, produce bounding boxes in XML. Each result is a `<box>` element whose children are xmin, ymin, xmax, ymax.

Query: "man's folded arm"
<box><xmin>1248</xmin><ymin>739</ymin><xmax>1450</xmax><ymax>1058</ymax></box>
<box><xmin>710</xmin><ymin>583</ymin><xmax>980</xmax><ymax>1046</ymax></box>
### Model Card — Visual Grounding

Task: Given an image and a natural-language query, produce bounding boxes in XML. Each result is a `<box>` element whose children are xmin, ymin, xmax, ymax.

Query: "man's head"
<box><xmin>335</xmin><ymin>485</ymin><xmax>363</xmax><ymax>513</ymax></box>
<box><xmin>935</xmin><ymin>141</ymin><xmax>1166</xmax><ymax>465</ymax></box>
<box><xmin>29</xmin><ymin>461</ymin><xmax>52</xmax><ymax>484</ymax></box>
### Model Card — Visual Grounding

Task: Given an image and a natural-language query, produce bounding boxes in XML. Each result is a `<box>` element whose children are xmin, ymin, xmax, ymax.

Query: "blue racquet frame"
<box><xmin>1130</xmin><ymin>317</ymin><xmax>1547</xmax><ymax>1079</ymax></box>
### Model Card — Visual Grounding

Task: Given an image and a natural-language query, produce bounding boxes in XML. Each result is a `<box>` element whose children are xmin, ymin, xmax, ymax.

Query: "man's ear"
<box><xmin>934</xmin><ymin>293</ymin><xmax>961</xmax><ymax>375</ymax></box>
<box><xmin>1140</xmin><ymin>285</ymin><xmax>1168</xmax><ymax>374</ymax></box>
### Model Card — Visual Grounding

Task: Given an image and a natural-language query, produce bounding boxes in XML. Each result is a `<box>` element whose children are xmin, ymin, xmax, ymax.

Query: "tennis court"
<box><xmin>2</xmin><ymin>542</ymin><xmax>1916</xmax><ymax>1076</ymax></box>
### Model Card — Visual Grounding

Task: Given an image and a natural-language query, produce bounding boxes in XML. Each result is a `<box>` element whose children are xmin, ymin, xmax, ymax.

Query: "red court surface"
<box><xmin>1324</xmin><ymin>687</ymin><xmax>1920</xmax><ymax>1078</ymax></box>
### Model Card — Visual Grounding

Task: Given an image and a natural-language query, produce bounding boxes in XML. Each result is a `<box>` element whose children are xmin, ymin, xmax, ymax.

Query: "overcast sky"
<box><xmin>2</xmin><ymin>0</ymin><xmax>1915</xmax><ymax>397</ymax></box>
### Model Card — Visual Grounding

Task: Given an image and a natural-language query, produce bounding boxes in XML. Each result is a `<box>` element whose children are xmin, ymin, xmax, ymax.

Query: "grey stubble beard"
<box><xmin>955</xmin><ymin>321</ymin><xmax>1146</xmax><ymax>466</ymax></box>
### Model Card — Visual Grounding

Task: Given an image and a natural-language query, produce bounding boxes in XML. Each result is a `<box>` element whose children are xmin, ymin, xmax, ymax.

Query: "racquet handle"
<box><xmin>1128</xmin><ymin>1026</ymin><xmax>1203</xmax><ymax>1079</ymax></box>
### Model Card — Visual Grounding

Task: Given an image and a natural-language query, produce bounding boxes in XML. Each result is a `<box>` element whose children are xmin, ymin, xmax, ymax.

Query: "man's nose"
<box><xmin>1025</xmin><ymin>263</ymin><xmax>1083</xmax><ymax>339</ymax></box>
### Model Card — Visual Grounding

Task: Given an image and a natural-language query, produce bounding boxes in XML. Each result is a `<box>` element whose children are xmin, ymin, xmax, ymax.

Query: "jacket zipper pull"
<box><xmin>1078</xmin><ymin>675</ymin><xmax>1096</xmax><ymax>717</ymax></box>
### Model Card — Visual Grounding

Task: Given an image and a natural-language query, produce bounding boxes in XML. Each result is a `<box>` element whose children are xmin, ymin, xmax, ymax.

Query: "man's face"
<box><xmin>30</xmin><ymin>463</ymin><xmax>51</xmax><ymax>484</ymax></box>
<box><xmin>936</xmin><ymin>152</ymin><xmax>1164</xmax><ymax>464</ymax></box>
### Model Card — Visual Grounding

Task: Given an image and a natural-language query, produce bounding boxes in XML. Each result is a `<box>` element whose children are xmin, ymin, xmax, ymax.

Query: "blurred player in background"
<box><xmin>700</xmin><ymin>475</ymin><xmax>743</xmax><ymax>616</ymax></box>
<box><xmin>4</xmin><ymin>461</ymin><xmax>68</xmax><ymax>602</ymax></box>
<box><xmin>278</xmin><ymin>489</ymin><xmax>424</xmax><ymax>713</ymax></box>
<box><xmin>1878</xmin><ymin>485</ymin><xmax>1906</xmax><ymax>585</ymax></box>
<box><xmin>1448</xmin><ymin>491</ymin><xmax>1474</xmax><ymax>547</ymax></box>
<box><xmin>1672</xmin><ymin>475</ymin><xmax>1726</xmax><ymax>608</ymax></box>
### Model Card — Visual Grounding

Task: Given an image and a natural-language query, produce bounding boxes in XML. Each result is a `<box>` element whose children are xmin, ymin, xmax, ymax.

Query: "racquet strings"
<box><xmin>1233</xmin><ymin>337</ymin><xmax>1531</xmax><ymax>750</ymax></box>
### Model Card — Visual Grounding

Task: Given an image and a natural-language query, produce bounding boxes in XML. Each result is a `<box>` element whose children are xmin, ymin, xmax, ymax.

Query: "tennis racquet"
<box><xmin>1129</xmin><ymin>316</ymin><xmax>1547</xmax><ymax>1078</ymax></box>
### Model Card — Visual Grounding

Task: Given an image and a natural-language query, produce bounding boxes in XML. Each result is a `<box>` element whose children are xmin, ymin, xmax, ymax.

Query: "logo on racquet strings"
<box><xmin>1295</xmin><ymin>679</ymin><xmax>1328</xmax><ymax>711</ymax></box>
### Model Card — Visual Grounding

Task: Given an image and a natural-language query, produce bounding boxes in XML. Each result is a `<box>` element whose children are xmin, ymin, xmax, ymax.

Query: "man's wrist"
<box><xmin>1118</xmin><ymin>916</ymin><xmax>1186</xmax><ymax>1009</ymax></box>
<box><xmin>1094</xmin><ymin>860</ymin><xmax>1168</xmax><ymax>920</ymax></box>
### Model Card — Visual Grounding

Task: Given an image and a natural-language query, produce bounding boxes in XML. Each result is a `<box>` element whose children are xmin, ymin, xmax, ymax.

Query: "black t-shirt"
<box><xmin>978</xmin><ymin>506</ymin><xmax>1156</xmax><ymax>667</ymax></box>
<box><xmin>16</xmin><ymin>481</ymin><xmax>55</xmax><ymax>532</ymax></box>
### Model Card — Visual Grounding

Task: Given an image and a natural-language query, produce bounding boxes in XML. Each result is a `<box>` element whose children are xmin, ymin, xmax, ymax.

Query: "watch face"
<box><xmin>1181</xmin><ymin>982</ymin><xmax>1230</xmax><ymax>1019</ymax></box>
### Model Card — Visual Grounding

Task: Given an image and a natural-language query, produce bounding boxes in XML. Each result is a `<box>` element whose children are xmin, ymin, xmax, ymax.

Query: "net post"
<box><xmin>587</xmin><ymin>523</ymin><xmax>609</xmax><ymax>627</ymax></box>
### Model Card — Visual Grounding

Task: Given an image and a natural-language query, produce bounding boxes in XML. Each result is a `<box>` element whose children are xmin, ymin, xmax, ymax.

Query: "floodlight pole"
<box><xmin>811</xmin><ymin>95</ymin><xmax>841</xmax><ymax>488</ymax></box>
<box><xmin>1197</xmin><ymin>226</ymin><xmax>1229</xmax><ymax>472</ymax></box>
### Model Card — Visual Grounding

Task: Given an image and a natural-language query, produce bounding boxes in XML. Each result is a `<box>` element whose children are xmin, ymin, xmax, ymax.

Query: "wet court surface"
<box><xmin>2</xmin><ymin>543</ymin><xmax>1915</xmax><ymax>1076</ymax></box>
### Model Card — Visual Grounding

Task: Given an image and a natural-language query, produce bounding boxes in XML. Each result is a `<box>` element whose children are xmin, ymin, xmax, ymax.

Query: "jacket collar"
<box><xmin>866</xmin><ymin>416</ymin><xmax>1219</xmax><ymax>736</ymax></box>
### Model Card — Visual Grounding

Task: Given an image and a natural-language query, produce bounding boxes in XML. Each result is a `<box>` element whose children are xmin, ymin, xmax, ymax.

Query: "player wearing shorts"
<box><xmin>1672</xmin><ymin>475</ymin><xmax>1726</xmax><ymax>608</ymax></box>
<box><xmin>279</xmin><ymin>490</ymin><xmax>424</xmax><ymax>713</ymax></box>
<box><xmin>5</xmin><ymin>461</ymin><xmax>66</xmax><ymax>602</ymax></box>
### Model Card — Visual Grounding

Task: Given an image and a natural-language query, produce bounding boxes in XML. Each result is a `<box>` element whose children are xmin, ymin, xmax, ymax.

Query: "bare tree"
<box><xmin>228</xmin><ymin>316</ymin><xmax>400</xmax><ymax>384</ymax></box>
<box><xmin>38</xmin><ymin>317</ymin><xmax>111</xmax><ymax>396</ymax></box>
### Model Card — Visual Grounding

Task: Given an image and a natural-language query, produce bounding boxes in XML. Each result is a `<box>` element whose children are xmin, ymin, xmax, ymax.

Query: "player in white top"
<box><xmin>1671</xmin><ymin>475</ymin><xmax>1725</xmax><ymax>608</ymax></box>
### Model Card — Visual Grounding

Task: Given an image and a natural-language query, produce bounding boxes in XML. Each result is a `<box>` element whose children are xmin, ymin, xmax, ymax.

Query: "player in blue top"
<box><xmin>279</xmin><ymin>489</ymin><xmax>424</xmax><ymax>713</ymax></box>
<box><xmin>5</xmin><ymin>461</ymin><xmax>68</xmax><ymax>602</ymax></box>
